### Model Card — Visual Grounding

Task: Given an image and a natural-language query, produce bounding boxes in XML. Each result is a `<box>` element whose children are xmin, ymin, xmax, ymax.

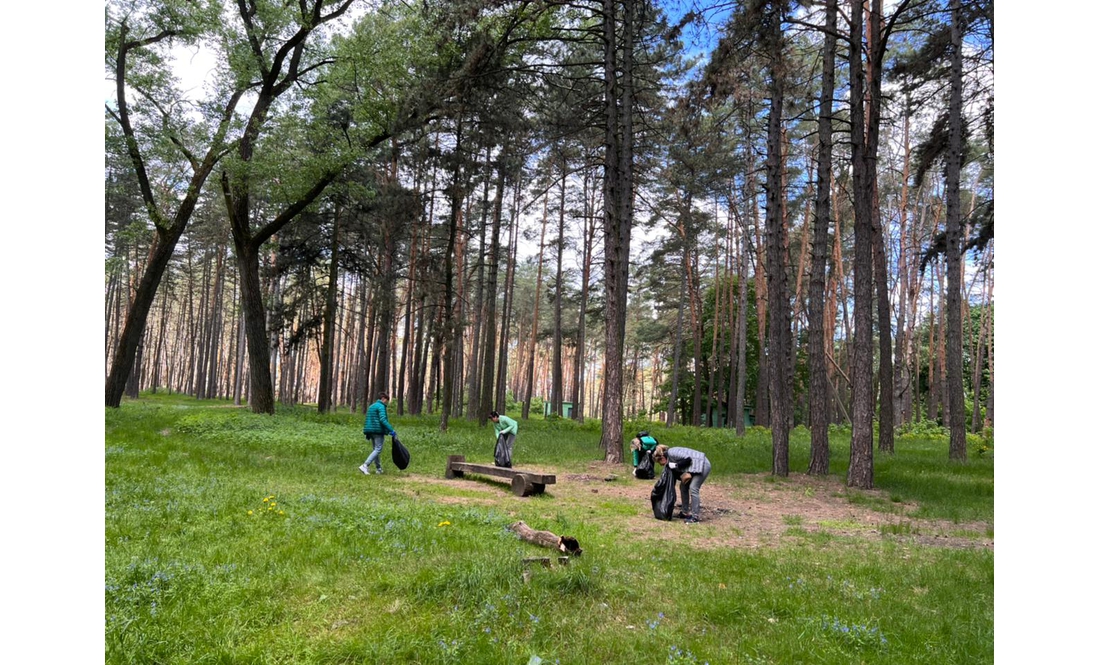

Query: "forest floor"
<box><xmin>401</xmin><ymin>461</ymin><xmax>994</xmax><ymax>552</ymax></box>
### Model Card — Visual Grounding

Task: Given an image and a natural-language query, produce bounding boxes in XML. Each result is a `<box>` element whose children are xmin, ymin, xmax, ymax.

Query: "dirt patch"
<box><xmin>395</xmin><ymin>461</ymin><xmax>993</xmax><ymax>552</ymax></box>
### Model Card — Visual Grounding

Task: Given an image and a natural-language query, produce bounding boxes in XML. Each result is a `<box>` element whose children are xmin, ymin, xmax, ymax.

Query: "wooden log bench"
<box><xmin>444</xmin><ymin>455</ymin><xmax>556</xmax><ymax>496</ymax></box>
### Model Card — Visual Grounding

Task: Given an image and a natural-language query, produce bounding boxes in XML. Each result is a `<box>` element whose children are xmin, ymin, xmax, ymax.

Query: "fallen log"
<box><xmin>508</xmin><ymin>520</ymin><xmax>582</xmax><ymax>556</ymax></box>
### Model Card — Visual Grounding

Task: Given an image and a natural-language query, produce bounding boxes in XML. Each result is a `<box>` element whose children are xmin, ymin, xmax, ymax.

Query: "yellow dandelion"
<box><xmin>262</xmin><ymin>497</ymin><xmax>269</xmax><ymax>503</ymax></box>
<box><xmin>437</xmin><ymin>521</ymin><xmax>451</xmax><ymax>527</ymax></box>
<box><xmin>278</xmin><ymin>511</ymin><xmax>285</xmax><ymax>516</ymax></box>
<box><xmin>270</xmin><ymin>502</ymin><xmax>276</xmax><ymax>506</ymax></box>
<box><xmin>247</xmin><ymin>510</ymin><xmax>254</xmax><ymax>516</ymax></box>
<box><xmin>269</xmin><ymin>505</ymin><xmax>275</xmax><ymax>511</ymax></box>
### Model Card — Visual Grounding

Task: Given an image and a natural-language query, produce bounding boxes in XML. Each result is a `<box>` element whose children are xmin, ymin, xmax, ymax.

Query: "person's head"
<box><xmin>376</xmin><ymin>392</ymin><xmax>390</xmax><ymax>403</ymax></box>
<box><xmin>637</xmin><ymin>430</ymin><xmax>649</xmax><ymax>439</ymax></box>
<box><xmin>489</xmin><ymin>410</ymin><xmax>500</xmax><ymax>422</ymax></box>
<box><xmin>653</xmin><ymin>444</ymin><xmax>670</xmax><ymax>465</ymax></box>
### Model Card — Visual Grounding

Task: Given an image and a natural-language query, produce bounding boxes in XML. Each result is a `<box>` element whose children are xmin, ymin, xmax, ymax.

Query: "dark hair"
<box><xmin>489</xmin><ymin>411</ymin><xmax>500</xmax><ymax>418</ymax></box>
<box><xmin>377</xmin><ymin>392</ymin><xmax>390</xmax><ymax>400</ymax></box>
<box><xmin>637</xmin><ymin>430</ymin><xmax>649</xmax><ymax>438</ymax></box>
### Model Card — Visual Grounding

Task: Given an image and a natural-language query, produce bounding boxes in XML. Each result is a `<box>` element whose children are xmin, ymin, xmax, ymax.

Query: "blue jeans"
<box><xmin>679</xmin><ymin>459</ymin><xmax>711</xmax><ymax>517</ymax></box>
<box><xmin>364</xmin><ymin>433</ymin><xmax>384</xmax><ymax>470</ymax></box>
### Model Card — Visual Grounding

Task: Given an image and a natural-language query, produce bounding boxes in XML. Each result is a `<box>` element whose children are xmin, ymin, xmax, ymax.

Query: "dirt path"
<box><xmin>398</xmin><ymin>461</ymin><xmax>993</xmax><ymax>552</ymax></box>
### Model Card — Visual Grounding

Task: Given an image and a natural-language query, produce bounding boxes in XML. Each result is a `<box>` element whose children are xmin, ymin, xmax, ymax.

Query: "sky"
<box><xmin>4</xmin><ymin>1</ymin><xmax>1095</xmax><ymax>661</ymax></box>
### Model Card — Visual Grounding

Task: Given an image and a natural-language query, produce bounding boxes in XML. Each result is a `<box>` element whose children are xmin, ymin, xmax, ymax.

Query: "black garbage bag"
<box><xmin>391</xmin><ymin>434</ymin><xmax>411</xmax><ymax>470</ymax></box>
<box><xmin>635</xmin><ymin>449</ymin><xmax>655</xmax><ymax>479</ymax></box>
<box><xmin>494</xmin><ymin>435</ymin><xmax>513</xmax><ymax>468</ymax></box>
<box><xmin>650</xmin><ymin>465</ymin><xmax>677</xmax><ymax>520</ymax></box>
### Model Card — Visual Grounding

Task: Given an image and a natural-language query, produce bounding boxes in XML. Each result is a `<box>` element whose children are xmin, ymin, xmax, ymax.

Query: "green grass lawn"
<box><xmin>105</xmin><ymin>394</ymin><xmax>993</xmax><ymax>664</ymax></box>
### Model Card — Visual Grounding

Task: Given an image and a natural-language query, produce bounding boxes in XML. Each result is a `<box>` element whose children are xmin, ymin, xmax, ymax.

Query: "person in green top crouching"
<box><xmin>490</xmin><ymin>410</ymin><xmax>518</xmax><ymax>468</ymax></box>
<box><xmin>631</xmin><ymin>431</ymin><xmax>659</xmax><ymax>467</ymax></box>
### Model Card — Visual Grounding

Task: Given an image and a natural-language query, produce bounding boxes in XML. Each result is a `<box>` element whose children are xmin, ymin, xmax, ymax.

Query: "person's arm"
<box><xmin>502</xmin><ymin>415</ymin><xmax>518</xmax><ymax>436</ymax></box>
<box><xmin>667</xmin><ymin>454</ymin><xmax>693</xmax><ymax>481</ymax></box>
<box><xmin>379</xmin><ymin>405</ymin><xmax>395</xmax><ymax>435</ymax></box>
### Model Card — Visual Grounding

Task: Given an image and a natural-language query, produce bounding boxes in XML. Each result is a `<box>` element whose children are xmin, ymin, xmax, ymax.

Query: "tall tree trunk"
<box><xmin>440</xmin><ymin>121</ymin><xmax>465</xmax><ymax>431</ymax></box>
<box><xmin>478</xmin><ymin>157</ymin><xmax>507</xmax><ymax>426</ymax></box>
<box><xmin>926</xmin><ymin>258</ymin><xmax>940</xmax><ymax>422</ymax></box>
<box><xmin>945</xmin><ymin>0</ymin><xmax>968</xmax><ymax>460</ymax></box>
<box><xmin>725</xmin><ymin>201</ymin><xmax>738</xmax><ymax>429</ymax></box>
<box><xmin>318</xmin><ymin>203</ymin><xmax>341</xmax><ymax>413</ymax></box>
<box><xmin>497</xmin><ymin>180</ymin><xmax>521</xmax><ymax>412</ymax></box>
<box><xmin>937</xmin><ymin>256</ymin><xmax>948</xmax><ymax>423</ymax></box>
<box><xmin>864</xmin><ymin>0</ymin><xmax>894</xmax><ymax>455</ymax></box>
<box><xmin>847</xmin><ymin>0</ymin><xmax>875</xmax><ymax>489</ymax></box>
<box><xmin>599</xmin><ymin>0</ymin><xmax>634</xmax><ymax>464</ymax></box>
<box><xmin>452</xmin><ymin>195</ymin><xmax>470</xmax><ymax>416</ymax></box>
<box><xmin>735</xmin><ymin>213</ymin><xmax>750</xmax><ymax>435</ymax></box>
<box><xmin>970</xmin><ymin>259</ymin><xmax>991</xmax><ymax>432</ymax></box>
<box><xmin>552</xmin><ymin>156</ymin><xmax>567</xmax><ymax>418</ymax></box>
<box><xmin>764</xmin><ymin>4</ymin><xmax>790</xmax><ymax>476</ymax></box>
<box><xmin>397</xmin><ymin>204</ymin><xmax>419</xmax><ymax>416</ymax></box>
<box><xmin>807</xmin><ymin>0</ymin><xmax>837</xmax><ymax>475</ymax></box>
<box><xmin>750</xmin><ymin>160</ymin><xmax>770</xmax><ymax>429</ymax></box>
<box><xmin>689</xmin><ymin>243</ymin><xmax>704</xmax><ymax>427</ymax></box>
<box><xmin>984</xmin><ymin>279</ymin><xmax>994</xmax><ymax>429</ymax></box>
<box><xmin>706</xmin><ymin>224</ymin><xmax>723</xmax><ymax>428</ymax></box>
<box><xmin>467</xmin><ymin>149</ymin><xmax>493</xmax><ymax>419</ymax></box>
<box><xmin>524</xmin><ymin>195</ymin><xmax>549</xmax><ymax>419</ymax></box>
<box><xmin>193</xmin><ymin>250</ymin><xmax>212</xmax><ymax>398</ymax></box>
<box><xmin>204</xmin><ymin>246</ymin><xmax>226</xmax><ymax>399</ymax></box>
<box><xmin>572</xmin><ymin>167</ymin><xmax>596</xmax><ymax>423</ymax></box>
<box><xmin>667</xmin><ymin>272</ymin><xmax>687</xmax><ymax>427</ymax></box>
<box><xmin>373</xmin><ymin>224</ymin><xmax>397</xmax><ymax>397</ymax></box>
<box><xmin>150</xmin><ymin>268</ymin><xmax>172</xmax><ymax>394</ymax></box>
<box><xmin>893</xmin><ymin>105</ymin><xmax>914</xmax><ymax>425</ymax></box>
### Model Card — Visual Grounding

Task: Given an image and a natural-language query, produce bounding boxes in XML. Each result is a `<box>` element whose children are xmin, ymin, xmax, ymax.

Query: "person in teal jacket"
<box><xmin>490</xmin><ymin>410</ymin><xmax>518</xmax><ymax>468</ymax></box>
<box><xmin>360</xmin><ymin>392</ymin><xmax>396</xmax><ymax>475</ymax></box>
<box><xmin>630</xmin><ymin>430</ymin><xmax>659</xmax><ymax>468</ymax></box>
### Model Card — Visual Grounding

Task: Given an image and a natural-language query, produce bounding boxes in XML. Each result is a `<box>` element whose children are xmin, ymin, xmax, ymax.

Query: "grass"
<box><xmin>106</xmin><ymin>394</ymin><xmax>993</xmax><ymax>664</ymax></box>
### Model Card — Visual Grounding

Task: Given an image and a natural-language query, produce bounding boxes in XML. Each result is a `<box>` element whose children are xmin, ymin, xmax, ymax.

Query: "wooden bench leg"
<box><xmin>511</xmin><ymin>474</ymin><xmax>530</xmax><ymax>496</ymax></box>
<box><xmin>530</xmin><ymin>483</ymin><xmax>546</xmax><ymax>495</ymax></box>
<box><xmin>445</xmin><ymin>455</ymin><xmax>466</xmax><ymax>479</ymax></box>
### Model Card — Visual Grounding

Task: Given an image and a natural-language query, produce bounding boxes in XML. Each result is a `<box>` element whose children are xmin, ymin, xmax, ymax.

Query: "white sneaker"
<box><xmin>359</xmin><ymin>463</ymin><xmax>371</xmax><ymax>475</ymax></box>
<box><xmin>375</xmin><ymin>467</ymin><xmax>384</xmax><ymax>474</ymax></box>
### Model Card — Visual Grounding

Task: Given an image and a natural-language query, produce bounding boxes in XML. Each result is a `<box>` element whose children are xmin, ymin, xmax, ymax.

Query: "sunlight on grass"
<box><xmin>106</xmin><ymin>396</ymin><xmax>993</xmax><ymax>664</ymax></box>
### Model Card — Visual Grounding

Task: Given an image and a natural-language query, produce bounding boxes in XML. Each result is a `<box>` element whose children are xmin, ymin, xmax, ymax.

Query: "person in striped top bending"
<box><xmin>653</xmin><ymin>445</ymin><xmax>711</xmax><ymax>524</ymax></box>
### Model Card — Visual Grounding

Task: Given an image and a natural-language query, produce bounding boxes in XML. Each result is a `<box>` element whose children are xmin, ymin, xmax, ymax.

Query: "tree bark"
<box><xmin>572</xmin><ymin>166</ymin><xmax>596</xmax><ymax>423</ymax></box>
<box><xmin>667</xmin><ymin>272</ymin><xmax>687</xmax><ymax>427</ymax></box>
<box><xmin>552</xmin><ymin>155</ymin><xmax>567</xmax><ymax>418</ymax></box>
<box><xmin>847</xmin><ymin>0</ymin><xmax>875</xmax><ymax>489</ymax></box>
<box><xmin>497</xmin><ymin>180</ymin><xmax>521</xmax><ymax>412</ymax></box>
<box><xmin>524</xmin><ymin>195</ymin><xmax>549</xmax><ymax>419</ymax></box>
<box><xmin>807</xmin><ymin>0</ymin><xmax>837</xmax><ymax>475</ymax></box>
<box><xmin>318</xmin><ymin>202</ymin><xmax>341</xmax><ymax>413</ymax></box>
<box><xmin>764</xmin><ymin>3</ymin><xmax>790</xmax><ymax>476</ymax></box>
<box><xmin>863</xmin><ymin>0</ymin><xmax>894</xmax><ymax>455</ymax></box>
<box><xmin>598</xmin><ymin>0</ymin><xmax>634</xmax><ymax>464</ymax></box>
<box><xmin>478</xmin><ymin>157</ymin><xmax>507</xmax><ymax>426</ymax></box>
<box><xmin>441</xmin><ymin>120</ymin><xmax>466</xmax><ymax>431</ymax></box>
<box><xmin>945</xmin><ymin>0</ymin><xmax>968</xmax><ymax>460</ymax></box>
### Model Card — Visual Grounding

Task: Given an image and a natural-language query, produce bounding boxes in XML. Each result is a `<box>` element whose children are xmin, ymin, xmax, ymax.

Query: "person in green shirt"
<box><xmin>490</xmin><ymin>410</ymin><xmax>518</xmax><ymax>468</ymax></box>
<box><xmin>630</xmin><ymin>430</ymin><xmax>659</xmax><ymax>467</ymax></box>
